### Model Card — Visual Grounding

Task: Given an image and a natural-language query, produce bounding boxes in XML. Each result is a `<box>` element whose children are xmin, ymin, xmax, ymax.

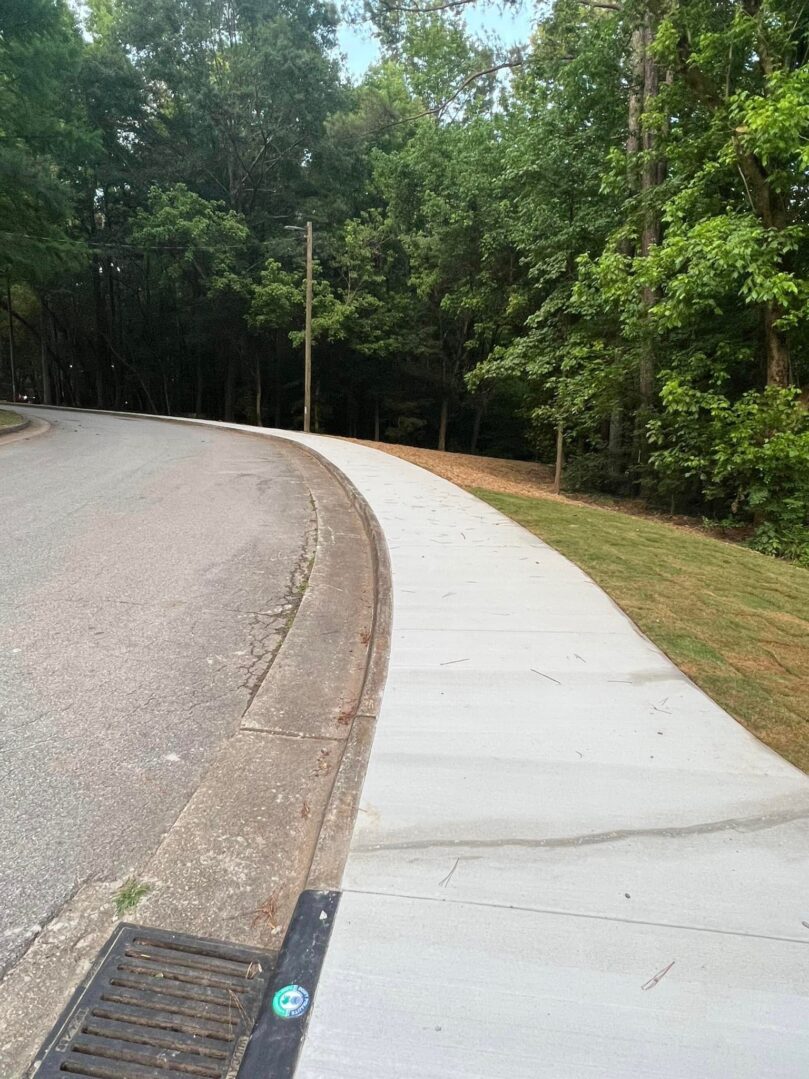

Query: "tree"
<box><xmin>130</xmin><ymin>184</ymin><xmax>251</xmax><ymax>416</ymax></box>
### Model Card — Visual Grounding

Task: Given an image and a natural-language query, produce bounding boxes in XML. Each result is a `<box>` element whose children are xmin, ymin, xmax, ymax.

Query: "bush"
<box><xmin>649</xmin><ymin>383</ymin><xmax>809</xmax><ymax>564</ymax></box>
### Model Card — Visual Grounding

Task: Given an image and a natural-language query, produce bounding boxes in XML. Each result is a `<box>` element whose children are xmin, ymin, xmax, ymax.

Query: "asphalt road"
<box><xmin>0</xmin><ymin>408</ymin><xmax>314</xmax><ymax>974</ymax></box>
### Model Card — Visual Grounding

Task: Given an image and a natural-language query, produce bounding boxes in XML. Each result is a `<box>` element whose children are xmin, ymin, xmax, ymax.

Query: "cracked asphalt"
<box><xmin>0</xmin><ymin>408</ymin><xmax>315</xmax><ymax>974</ymax></box>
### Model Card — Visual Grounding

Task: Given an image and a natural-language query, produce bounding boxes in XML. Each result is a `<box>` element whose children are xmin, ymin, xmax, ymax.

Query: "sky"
<box><xmin>337</xmin><ymin>1</ymin><xmax>536</xmax><ymax>80</ymax></box>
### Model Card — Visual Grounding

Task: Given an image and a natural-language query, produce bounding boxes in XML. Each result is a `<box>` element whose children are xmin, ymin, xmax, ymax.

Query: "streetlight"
<box><xmin>284</xmin><ymin>222</ymin><xmax>313</xmax><ymax>434</ymax></box>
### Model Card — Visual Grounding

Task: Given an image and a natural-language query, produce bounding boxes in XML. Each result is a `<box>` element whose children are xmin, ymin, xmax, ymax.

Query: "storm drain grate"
<box><xmin>34</xmin><ymin>924</ymin><xmax>273</xmax><ymax>1079</ymax></box>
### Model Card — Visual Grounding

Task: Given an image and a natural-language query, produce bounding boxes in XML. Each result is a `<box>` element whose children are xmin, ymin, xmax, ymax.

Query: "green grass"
<box><xmin>474</xmin><ymin>488</ymin><xmax>809</xmax><ymax>773</ymax></box>
<box><xmin>113</xmin><ymin>877</ymin><xmax>151</xmax><ymax>917</ymax></box>
<box><xmin>0</xmin><ymin>408</ymin><xmax>22</xmax><ymax>428</ymax></box>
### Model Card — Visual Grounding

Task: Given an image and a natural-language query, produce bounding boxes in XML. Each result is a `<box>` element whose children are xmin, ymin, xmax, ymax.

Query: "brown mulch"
<box><xmin>346</xmin><ymin>440</ymin><xmax>556</xmax><ymax>499</ymax></box>
<box><xmin>345</xmin><ymin>438</ymin><xmax>729</xmax><ymax>541</ymax></box>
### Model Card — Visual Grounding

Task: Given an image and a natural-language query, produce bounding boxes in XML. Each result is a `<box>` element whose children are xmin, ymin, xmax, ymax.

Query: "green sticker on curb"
<box><xmin>272</xmin><ymin>984</ymin><xmax>310</xmax><ymax>1019</ymax></box>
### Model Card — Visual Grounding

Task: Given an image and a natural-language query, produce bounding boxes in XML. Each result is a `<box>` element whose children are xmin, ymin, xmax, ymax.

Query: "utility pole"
<box><xmin>304</xmin><ymin>221</ymin><xmax>313</xmax><ymax>434</ymax></box>
<box><xmin>285</xmin><ymin>221</ymin><xmax>315</xmax><ymax>433</ymax></box>
<box><xmin>6</xmin><ymin>277</ymin><xmax>17</xmax><ymax>403</ymax></box>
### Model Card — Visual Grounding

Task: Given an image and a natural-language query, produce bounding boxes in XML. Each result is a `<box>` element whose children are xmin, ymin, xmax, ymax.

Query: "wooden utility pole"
<box><xmin>304</xmin><ymin>220</ymin><xmax>313</xmax><ymax>433</ymax></box>
<box><xmin>6</xmin><ymin>277</ymin><xmax>17</xmax><ymax>402</ymax></box>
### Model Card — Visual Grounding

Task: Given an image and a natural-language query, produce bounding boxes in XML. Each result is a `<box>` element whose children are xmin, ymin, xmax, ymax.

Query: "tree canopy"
<box><xmin>2</xmin><ymin>0</ymin><xmax>808</xmax><ymax>561</ymax></box>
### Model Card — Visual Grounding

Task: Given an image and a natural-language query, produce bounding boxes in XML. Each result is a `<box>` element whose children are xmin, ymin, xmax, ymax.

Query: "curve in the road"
<box><xmin>0</xmin><ymin>408</ymin><xmax>314</xmax><ymax>974</ymax></box>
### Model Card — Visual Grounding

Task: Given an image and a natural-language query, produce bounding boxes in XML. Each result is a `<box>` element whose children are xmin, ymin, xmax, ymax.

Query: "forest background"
<box><xmin>2</xmin><ymin>0</ymin><xmax>808</xmax><ymax>562</ymax></box>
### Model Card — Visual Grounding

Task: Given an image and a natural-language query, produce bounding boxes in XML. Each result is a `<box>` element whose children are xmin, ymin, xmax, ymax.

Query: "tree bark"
<box><xmin>255</xmin><ymin>353</ymin><xmax>263</xmax><ymax>426</ymax></box>
<box><xmin>470</xmin><ymin>401</ymin><xmax>483</xmax><ymax>454</ymax></box>
<box><xmin>553</xmin><ymin>421</ymin><xmax>564</xmax><ymax>494</ymax></box>
<box><xmin>627</xmin><ymin>28</ymin><xmax>643</xmax><ymax>182</ymax></box>
<box><xmin>764</xmin><ymin>304</ymin><xmax>790</xmax><ymax>387</ymax></box>
<box><xmin>5</xmin><ymin>278</ymin><xmax>17</xmax><ymax>402</ymax></box>
<box><xmin>161</xmin><ymin>367</ymin><xmax>172</xmax><ymax>415</ymax></box>
<box><xmin>224</xmin><ymin>352</ymin><xmax>236</xmax><ymax>421</ymax></box>
<box><xmin>736</xmin><ymin>152</ymin><xmax>791</xmax><ymax>387</ymax></box>
<box><xmin>91</xmin><ymin>257</ymin><xmax>109</xmax><ymax>407</ymax></box>
<box><xmin>374</xmin><ymin>396</ymin><xmax>381</xmax><ymax>442</ymax></box>
<box><xmin>638</xmin><ymin>13</ymin><xmax>661</xmax><ymax>409</ymax></box>
<box><xmin>274</xmin><ymin>336</ymin><xmax>282</xmax><ymax>428</ymax></box>
<box><xmin>608</xmin><ymin>406</ymin><xmax>623</xmax><ymax>480</ymax></box>
<box><xmin>438</xmin><ymin>396</ymin><xmax>449</xmax><ymax>452</ymax></box>
<box><xmin>195</xmin><ymin>356</ymin><xmax>203</xmax><ymax>417</ymax></box>
<box><xmin>40</xmin><ymin>308</ymin><xmax>52</xmax><ymax>404</ymax></box>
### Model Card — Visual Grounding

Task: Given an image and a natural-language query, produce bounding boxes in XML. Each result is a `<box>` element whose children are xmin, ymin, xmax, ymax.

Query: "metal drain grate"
<box><xmin>34</xmin><ymin>924</ymin><xmax>273</xmax><ymax>1079</ymax></box>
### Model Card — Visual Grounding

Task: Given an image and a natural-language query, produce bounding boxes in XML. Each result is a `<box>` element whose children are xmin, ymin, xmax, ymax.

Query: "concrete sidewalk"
<box><xmin>273</xmin><ymin>433</ymin><xmax>809</xmax><ymax>1078</ymax></box>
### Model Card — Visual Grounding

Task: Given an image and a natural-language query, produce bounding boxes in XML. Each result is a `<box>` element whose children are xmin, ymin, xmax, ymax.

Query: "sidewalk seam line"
<box><xmin>339</xmin><ymin>887</ymin><xmax>809</xmax><ymax>946</ymax></box>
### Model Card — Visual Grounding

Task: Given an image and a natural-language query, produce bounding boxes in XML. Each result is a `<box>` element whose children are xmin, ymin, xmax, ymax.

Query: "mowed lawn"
<box><xmin>475</xmin><ymin>489</ymin><xmax>809</xmax><ymax>773</ymax></box>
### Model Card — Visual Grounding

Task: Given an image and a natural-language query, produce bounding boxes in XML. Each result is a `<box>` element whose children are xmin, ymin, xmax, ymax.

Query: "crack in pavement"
<box><xmin>239</xmin><ymin>491</ymin><xmax>318</xmax><ymax>719</ymax></box>
<box><xmin>355</xmin><ymin>803</ymin><xmax>809</xmax><ymax>854</ymax></box>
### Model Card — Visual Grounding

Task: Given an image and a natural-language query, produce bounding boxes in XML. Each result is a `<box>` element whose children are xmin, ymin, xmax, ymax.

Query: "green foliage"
<box><xmin>4</xmin><ymin>0</ymin><xmax>808</xmax><ymax>564</ymax></box>
<box><xmin>650</xmin><ymin>385</ymin><xmax>809</xmax><ymax>563</ymax></box>
<box><xmin>0</xmin><ymin>0</ymin><xmax>94</xmax><ymax>280</ymax></box>
<box><xmin>131</xmin><ymin>185</ymin><xmax>250</xmax><ymax>290</ymax></box>
<box><xmin>249</xmin><ymin>260</ymin><xmax>301</xmax><ymax>331</ymax></box>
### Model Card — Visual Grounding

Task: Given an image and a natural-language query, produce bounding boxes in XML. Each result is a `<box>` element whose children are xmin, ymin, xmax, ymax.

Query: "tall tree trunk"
<box><xmin>40</xmin><ymin>308</ymin><xmax>52</xmax><ymax>404</ymax></box>
<box><xmin>470</xmin><ymin>401</ymin><xmax>483</xmax><ymax>454</ymax></box>
<box><xmin>224</xmin><ymin>352</ymin><xmax>236</xmax><ymax>422</ymax></box>
<box><xmin>91</xmin><ymin>257</ymin><xmax>109</xmax><ymax>407</ymax></box>
<box><xmin>5</xmin><ymin>277</ymin><xmax>17</xmax><ymax>402</ymax></box>
<box><xmin>255</xmin><ymin>354</ymin><xmax>263</xmax><ymax>426</ymax></box>
<box><xmin>373</xmin><ymin>395</ymin><xmax>380</xmax><ymax>442</ymax></box>
<box><xmin>553</xmin><ymin>421</ymin><xmax>564</xmax><ymax>495</ymax></box>
<box><xmin>764</xmin><ymin>304</ymin><xmax>790</xmax><ymax>387</ymax></box>
<box><xmin>608</xmin><ymin>406</ymin><xmax>623</xmax><ymax>481</ymax></box>
<box><xmin>274</xmin><ymin>338</ymin><xmax>282</xmax><ymax>428</ymax></box>
<box><xmin>195</xmin><ymin>355</ymin><xmax>203</xmax><ymax>416</ymax></box>
<box><xmin>627</xmin><ymin>28</ymin><xmax>643</xmax><ymax>182</ymax></box>
<box><xmin>736</xmin><ymin>150</ymin><xmax>791</xmax><ymax>387</ymax></box>
<box><xmin>638</xmin><ymin>12</ymin><xmax>661</xmax><ymax>410</ymax></box>
<box><xmin>437</xmin><ymin>397</ymin><xmax>449</xmax><ymax>452</ymax></box>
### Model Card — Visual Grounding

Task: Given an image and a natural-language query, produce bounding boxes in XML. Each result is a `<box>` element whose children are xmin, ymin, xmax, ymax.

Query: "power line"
<box><xmin>0</xmin><ymin>230</ymin><xmax>262</xmax><ymax>255</ymax></box>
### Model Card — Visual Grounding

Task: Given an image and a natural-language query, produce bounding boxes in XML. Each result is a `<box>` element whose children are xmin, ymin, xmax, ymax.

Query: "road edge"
<box><xmin>0</xmin><ymin>412</ymin><xmax>392</xmax><ymax>1077</ymax></box>
<box><xmin>9</xmin><ymin>404</ymin><xmax>394</xmax><ymax>885</ymax></box>
<box><xmin>0</xmin><ymin>414</ymin><xmax>52</xmax><ymax>447</ymax></box>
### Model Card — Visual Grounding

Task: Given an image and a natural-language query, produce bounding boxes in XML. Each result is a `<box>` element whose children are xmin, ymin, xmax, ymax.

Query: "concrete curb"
<box><xmin>0</xmin><ymin>408</ymin><xmax>53</xmax><ymax>447</ymax></box>
<box><xmin>0</xmin><ymin>416</ymin><xmax>29</xmax><ymax>437</ymax></box>
<box><xmin>286</xmin><ymin>440</ymin><xmax>392</xmax><ymax>892</ymax></box>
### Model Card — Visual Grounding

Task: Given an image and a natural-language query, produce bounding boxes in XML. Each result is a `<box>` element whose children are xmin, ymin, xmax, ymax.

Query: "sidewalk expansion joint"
<box><xmin>341</xmin><ymin>887</ymin><xmax>809</xmax><ymax>946</ymax></box>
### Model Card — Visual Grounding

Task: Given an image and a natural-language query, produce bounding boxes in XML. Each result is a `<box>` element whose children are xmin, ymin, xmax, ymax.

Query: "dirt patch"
<box><xmin>347</xmin><ymin>440</ymin><xmax>555</xmax><ymax>499</ymax></box>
